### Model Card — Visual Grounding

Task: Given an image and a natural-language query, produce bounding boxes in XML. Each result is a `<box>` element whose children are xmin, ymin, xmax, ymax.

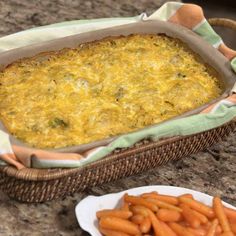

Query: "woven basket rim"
<box><xmin>1</xmin><ymin>118</ymin><xmax>235</xmax><ymax>181</ymax></box>
<box><xmin>0</xmin><ymin>135</ymin><xmax>181</xmax><ymax>181</ymax></box>
<box><xmin>208</xmin><ymin>18</ymin><xmax>236</xmax><ymax>31</ymax></box>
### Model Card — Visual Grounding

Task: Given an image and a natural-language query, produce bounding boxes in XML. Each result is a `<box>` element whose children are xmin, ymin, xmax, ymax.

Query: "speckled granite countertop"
<box><xmin>0</xmin><ymin>0</ymin><xmax>235</xmax><ymax>235</ymax></box>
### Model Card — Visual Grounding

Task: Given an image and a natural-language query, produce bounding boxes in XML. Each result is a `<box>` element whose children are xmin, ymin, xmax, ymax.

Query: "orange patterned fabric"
<box><xmin>169</xmin><ymin>4</ymin><xmax>205</xmax><ymax>29</ymax></box>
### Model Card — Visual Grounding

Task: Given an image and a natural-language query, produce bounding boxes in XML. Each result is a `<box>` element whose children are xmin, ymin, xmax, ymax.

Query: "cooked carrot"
<box><xmin>230</xmin><ymin>223</ymin><xmax>236</xmax><ymax>234</ymax></box>
<box><xmin>192</xmin><ymin>209</ymin><xmax>209</xmax><ymax>224</ymax></box>
<box><xmin>181</xmin><ymin>204</ymin><xmax>201</xmax><ymax>228</ymax></box>
<box><xmin>131</xmin><ymin>214</ymin><xmax>144</xmax><ymax>224</ymax></box>
<box><xmin>141</xmin><ymin>193</ymin><xmax>179</xmax><ymax>205</ymax></box>
<box><xmin>121</xmin><ymin>202</ymin><xmax>130</xmax><ymax>211</ymax></box>
<box><xmin>96</xmin><ymin>210</ymin><xmax>133</xmax><ymax>219</ymax></box>
<box><xmin>179</xmin><ymin>221</ymin><xmax>189</xmax><ymax>227</ymax></box>
<box><xmin>179</xmin><ymin>196</ymin><xmax>215</xmax><ymax>218</ymax></box>
<box><xmin>202</xmin><ymin>222</ymin><xmax>222</xmax><ymax>235</ymax></box>
<box><xmin>99</xmin><ymin>216</ymin><xmax>140</xmax><ymax>235</ymax></box>
<box><xmin>204</xmin><ymin>221</ymin><xmax>211</xmax><ymax>227</ymax></box>
<box><xmin>140</xmin><ymin>217</ymin><xmax>151</xmax><ymax>233</ymax></box>
<box><xmin>156</xmin><ymin>194</ymin><xmax>179</xmax><ymax>205</ymax></box>
<box><xmin>206</xmin><ymin>219</ymin><xmax>218</xmax><ymax>236</ymax></box>
<box><xmin>99</xmin><ymin>226</ymin><xmax>131</xmax><ymax>236</ymax></box>
<box><xmin>228</xmin><ymin>218</ymin><xmax>236</xmax><ymax>225</ymax></box>
<box><xmin>157</xmin><ymin>209</ymin><xmax>182</xmax><ymax>222</ymax></box>
<box><xmin>141</xmin><ymin>192</ymin><xmax>159</xmax><ymax>199</ymax></box>
<box><xmin>146</xmin><ymin>198</ymin><xmax>182</xmax><ymax>212</ymax></box>
<box><xmin>224</xmin><ymin>207</ymin><xmax>236</xmax><ymax>222</ymax></box>
<box><xmin>147</xmin><ymin>209</ymin><xmax>167</xmax><ymax>236</ymax></box>
<box><xmin>180</xmin><ymin>194</ymin><xmax>194</xmax><ymax>199</ymax></box>
<box><xmin>228</xmin><ymin>218</ymin><xmax>236</xmax><ymax>224</ymax></box>
<box><xmin>124</xmin><ymin>195</ymin><xmax>158</xmax><ymax>212</ymax></box>
<box><xmin>213</xmin><ymin>197</ymin><xmax>232</xmax><ymax>233</ymax></box>
<box><xmin>161</xmin><ymin>221</ymin><xmax>177</xmax><ymax>236</ymax></box>
<box><xmin>169</xmin><ymin>222</ymin><xmax>195</xmax><ymax>236</ymax></box>
<box><xmin>186</xmin><ymin>227</ymin><xmax>206</xmax><ymax>236</ymax></box>
<box><xmin>216</xmin><ymin>225</ymin><xmax>223</xmax><ymax>235</ymax></box>
<box><xmin>130</xmin><ymin>205</ymin><xmax>149</xmax><ymax>217</ymax></box>
<box><xmin>219</xmin><ymin>232</ymin><xmax>234</xmax><ymax>236</ymax></box>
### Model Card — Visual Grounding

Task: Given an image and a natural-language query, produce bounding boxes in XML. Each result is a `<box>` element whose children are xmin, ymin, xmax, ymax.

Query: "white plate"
<box><xmin>75</xmin><ymin>185</ymin><xmax>236</xmax><ymax>236</ymax></box>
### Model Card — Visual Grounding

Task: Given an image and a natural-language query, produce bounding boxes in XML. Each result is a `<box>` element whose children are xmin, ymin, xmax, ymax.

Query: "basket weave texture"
<box><xmin>0</xmin><ymin>18</ymin><xmax>235</xmax><ymax>202</ymax></box>
<box><xmin>208</xmin><ymin>18</ymin><xmax>236</xmax><ymax>31</ymax></box>
<box><xmin>0</xmin><ymin>119</ymin><xmax>235</xmax><ymax>202</ymax></box>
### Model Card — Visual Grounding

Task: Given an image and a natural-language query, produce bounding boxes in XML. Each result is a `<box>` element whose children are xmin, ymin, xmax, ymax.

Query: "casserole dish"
<box><xmin>0</xmin><ymin>20</ymin><xmax>235</xmax><ymax>152</ymax></box>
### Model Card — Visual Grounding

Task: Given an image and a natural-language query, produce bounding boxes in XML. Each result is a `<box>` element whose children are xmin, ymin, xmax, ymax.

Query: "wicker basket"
<box><xmin>0</xmin><ymin>18</ymin><xmax>235</xmax><ymax>203</ymax></box>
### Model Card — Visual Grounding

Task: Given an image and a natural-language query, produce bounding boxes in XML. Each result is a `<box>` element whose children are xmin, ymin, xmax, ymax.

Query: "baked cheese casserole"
<box><xmin>0</xmin><ymin>35</ymin><xmax>222</xmax><ymax>148</ymax></box>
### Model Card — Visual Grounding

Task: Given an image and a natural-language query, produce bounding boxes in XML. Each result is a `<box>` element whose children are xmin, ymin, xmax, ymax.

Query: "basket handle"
<box><xmin>208</xmin><ymin>18</ymin><xmax>236</xmax><ymax>31</ymax></box>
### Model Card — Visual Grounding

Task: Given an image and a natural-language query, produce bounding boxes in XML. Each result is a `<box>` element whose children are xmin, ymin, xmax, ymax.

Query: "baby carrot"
<box><xmin>179</xmin><ymin>196</ymin><xmax>215</xmax><ymax>218</ymax></box>
<box><xmin>130</xmin><ymin>205</ymin><xmax>149</xmax><ymax>217</ymax></box>
<box><xmin>99</xmin><ymin>216</ymin><xmax>140</xmax><ymax>235</ymax></box>
<box><xmin>99</xmin><ymin>226</ymin><xmax>132</xmax><ymax>236</ymax></box>
<box><xmin>161</xmin><ymin>221</ymin><xmax>177</xmax><ymax>236</ymax></box>
<box><xmin>179</xmin><ymin>194</ymin><xmax>194</xmax><ymax>199</ymax></box>
<box><xmin>219</xmin><ymin>232</ymin><xmax>234</xmax><ymax>236</ymax></box>
<box><xmin>157</xmin><ymin>209</ymin><xmax>182</xmax><ymax>222</ymax></box>
<box><xmin>147</xmin><ymin>209</ymin><xmax>167</xmax><ymax>236</ymax></box>
<box><xmin>206</xmin><ymin>219</ymin><xmax>218</xmax><ymax>236</ymax></box>
<box><xmin>230</xmin><ymin>223</ymin><xmax>236</xmax><ymax>234</ymax></box>
<box><xmin>181</xmin><ymin>204</ymin><xmax>201</xmax><ymax>228</ymax></box>
<box><xmin>224</xmin><ymin>207</ymin><xmax>236</xmax><ymax>222</ymax></box>
<box><xmin>146</xmin><ymin>198</ymin><xmax>182</xmax><ymax>212</ymax></box>
<box><xmin>96</xmin><ymin>210</ymin><xmax>133</xmax><ymax>219</ymax></box>
<box><xmin>130</xmin><ymin>214</ymin><xmax>144</xmax><ymax>224</ymax></box>
<box><xmin>192</xmin><ymin>209</ymin><xmax>209</xmax><ymax>224</ymax></box>
<box><xmin>169</xmin><ymin>222</ymin><xmax>195</xmax><ymax>236</ymax></box>
<box><xmin>142</xmin><ymin>193</ymin><xmax>179</xmax><ymax>205</ymax></box>
<box><xmin>124</xmin><ymin>195</ymin><xmax>158</xmax><ymax>212</ymax></box>
<box><xmin>121</xmin><ymin>202</ymin><xmax>130</xmax><ymax>211</ymax></box>
<box><xmin>213</xmin><ymin>197</ymin><xmax>232</xmax><ymax>233</ymax></box>
<box><xmin>202</xmin><ymin>222</ymin><xmax>222</xmax><ymax>234</ymax></box>
<box><xmin>156</xmin><ymin>194</ymin><xmax>179</xmax><ymax>205</ymax></box>
<box><xmin>140</xmin><ymin>217</ymin><xmax>151</xmax><ymax>233</ymax></box>
<box><xmin>186</xmin><ymin>227</ymin><xmax>206</xmax><ymax>236</ymax></box>
<box><xmin>216</xmin><ymin>225</ymin><xmax>223</xmax><ymax>235</ymax></box>
<box><xmin>141</xmin><ymin>192</ymin><xmax>159</xmax><ymax>199</ymax></box>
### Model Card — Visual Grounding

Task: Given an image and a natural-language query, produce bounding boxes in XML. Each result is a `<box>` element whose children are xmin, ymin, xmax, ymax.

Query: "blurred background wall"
<box><xmin>0</xmin><ymin>0</ymin><xmax>235</xmax><ymax>48</ymax></box>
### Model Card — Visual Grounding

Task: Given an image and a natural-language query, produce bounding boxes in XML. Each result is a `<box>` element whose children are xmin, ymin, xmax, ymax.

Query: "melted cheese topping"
<box><xmin>0</xmin><ymin>35</ymin><xmax>222</xmax><ymax>148</ymax></box>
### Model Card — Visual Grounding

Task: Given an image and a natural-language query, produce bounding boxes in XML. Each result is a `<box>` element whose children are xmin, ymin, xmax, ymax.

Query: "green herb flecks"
<box><xmin>49</xmin><ymin>118</ymin><xmax>68</xmax><ymax>128</ymax></box>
